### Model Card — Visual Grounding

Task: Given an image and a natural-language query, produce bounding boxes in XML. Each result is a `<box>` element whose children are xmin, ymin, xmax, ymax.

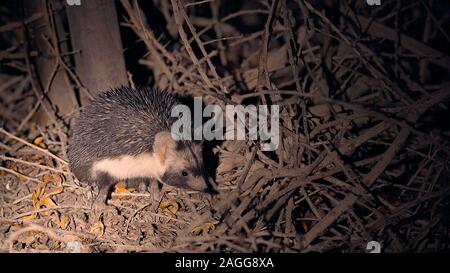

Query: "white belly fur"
<box><xmin>91</xmin><ymin>153</ymin><xmax>166</xmax><ymax>180</ymax></box>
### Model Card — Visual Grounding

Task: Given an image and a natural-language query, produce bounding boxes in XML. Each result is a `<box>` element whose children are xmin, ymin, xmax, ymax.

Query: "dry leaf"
<box><xmin>90</xmin><ymin>220</ymin><xmax>104</xmax><ymax>237</ymax></box>
<box><xmin>159</xmin><ymin>201</ymin><xmax>179</xmax><ymax>218</ymax></box>
<box><xmin>34</xmin><ymin>197</ymin><xmax>57</xmax><ymax>216</ymax></box>
<box><xmin>45</xmin><ymin>175</ymin><xmax>65</xmax><ymax>197</ymax></box>
<box><xmin>203</xmin><ymin>223</ymin><xmax>215</xmax><ymax>233</ymax></box>
<box><xmin>60</xmin><ymin>215</ymin><xmax>71</xmax><ymax>230</ymax></box>
<box><xmin>192</xmin><ymin>222</ymin><xmax>215</xmax><ymax>235</ymax></box>
<box><xmin>42</xmin><ymin>173</ymin><xmax>65</xmax><ymax>184</ymax></box>
<box><xmin>20</xmin><ymin>213</ymin><xmax>37</xmax><ymax>221</ymax></box>
<box><xmin>45</xmin><ymin>186</ymin><xmax>63</xmax><ymax>197</ymax></box>
<box><xmin>42</xmin><ymin>173</ymin><xmax>64</xmax><ymax>196</ymax></box>
<box><xmin>113</xmin><ymin>181</ymin><xmax>134</xmax><ymax>199</ymax></box>
<box><xmin>33</xmin><ymin>136</ymin><xmax>46</xmax><ymax>149</ymax></box>
<box><xmin>32</xmin><ymin>185</ymin><xmax>45</xmax><ymax>203</ymax></box>
<box><xmin>115</xmin><ymin>181</ymin><xmax>126</xmax><ymax>189</ymax></box>
<box><xmin>42</xmin><ymin>173</ymin><xmax>54</xmax><ymax>184</ymax></box>
<box><xmin>26</xmin><ymin>178</ymin><xmax>59</xmax><ymax>219</ymax></box>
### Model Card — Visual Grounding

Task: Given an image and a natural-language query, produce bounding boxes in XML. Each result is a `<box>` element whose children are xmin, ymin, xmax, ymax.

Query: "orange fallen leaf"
<box><xmin>33</xmin><ymin>136</ymin><xmax>46</xmax><ymax>149</ymax></box>
<box><xmin>42</xmin><ymin>173</ymin><xmax>64</xmax><ymax>196</ymax></box>
<box><xmin>31</xmin><ymin>174</ymin><xmax>63</xmax><ymax>204</ymax></box>
<box><xmin>28</xmin><ymin>179</ymin><xmax>58</xmax><ymax>219</ymax></box>
<box><xmin>159</xmin><ymin>201</ymin><xmax>179</xmax><ymax>218</ymax></box>
<box><xmin>59</xmin><ymin>215</ymin><xmax>71</xmax><ymax>230</ymax></box>
<box><xmin>113</xmin><ymin>181</ymin><xmax>134</xmax><ymax>197</ymax></box>
<box><xmin>45</xmin><ymin>186</ymin><xmax>63</xmax><ymax>197</ymax></box>
<box><xmin>20</xmin><ymin>213</ymin><xmax>37</xmax><ymax>221</ymax></box>
<box><xmin>42</xmin><ymin>173</ymin><xmax>54</xmax><ymax>184</ymax></box>
<box><xmin>192</xmin><ymin>222</ymin><xmax>215</xmax><ymax>235</ymax></box>
<box><xmin>34</xmin><ymin>197</ymin><xmax>56</xmax><ymax>216</ymax></box>
<box><xmin>203</xmin><ymin>223</ymin><xmax>215</xmax><ymax>232</ymax></box>
<box><xmin>115</xmin><ymin>181</ymin><xmax>126</xmax><ymax>189</ymax></box>
<box><xmin>90</xmin><ymin>221</ymin><xmax>104</xmax><ymax>237</ymax></box>
<box><xmin>32</xmin><ymin>185</ymin><xmax>45</xmax><ymax>203</ymax></box>
<box><xmin>42</xmin><ymin>173</ymin><xmax>65</xmax><ymax>184</ymax></box>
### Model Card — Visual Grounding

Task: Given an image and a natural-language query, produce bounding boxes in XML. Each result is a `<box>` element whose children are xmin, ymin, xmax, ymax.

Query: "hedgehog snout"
<box><xmin>159</xmin><ymin>166</ymin><xmax>209</xmax><ymax>193</ymax></box>
<box><xmin>186</xmin><ymin>175</ymin><xmax>209</xmax><ymax>192</ymax></box>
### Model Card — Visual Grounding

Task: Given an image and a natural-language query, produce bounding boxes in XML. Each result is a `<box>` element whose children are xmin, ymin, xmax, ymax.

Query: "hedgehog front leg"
<box><xmin>90</xmin><ymin>185</ymin><xmax>109</xmax><ymax>210</ymax></box>
<box><xmin>125</xmin><ymin>177</ymin><xmax>150</xmax><ymax>192</ymax></box>
<box><xmin>90</xmin><ymin>185</ymin><xmax>116</xmax><ymax>218</ymax></box>
<box><xmin>97</xmin><ymin>184</ymin><xmax>113</xmax><ymax>205</ymax></box>
<box><xmin>149</xmin><ymin>179</ymin><xmax>164</xmax><ymax>202</ymax></box>
<box><xmin>126</xmin><ymin>178</ymin><xmax>163</xmax><ymax>201</ymax></box>
<box><xmin>125</xmin><ymin>177</ymin><xmax>163</xmax><ymax>201</ymax></box>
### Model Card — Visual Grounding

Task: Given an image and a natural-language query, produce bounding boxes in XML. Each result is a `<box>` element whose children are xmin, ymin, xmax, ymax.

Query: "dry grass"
<box><xmin>1</xmin><ymin>0</ymin><xmax>449</xmax><ymax>253</ymax></box>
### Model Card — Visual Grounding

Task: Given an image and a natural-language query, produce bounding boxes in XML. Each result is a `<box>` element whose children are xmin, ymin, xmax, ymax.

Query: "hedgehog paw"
<box><xmin>138</xmin><ymin>182</ymin><xmax>147</xmax><ymax>193</ymax></box>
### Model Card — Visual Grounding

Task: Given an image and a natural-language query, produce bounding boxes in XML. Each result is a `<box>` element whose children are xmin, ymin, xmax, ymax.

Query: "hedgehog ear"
<box><xmin>154</xmin><ymin>131</ymin><xmax>176</xmax><ymax>164</ymax></box>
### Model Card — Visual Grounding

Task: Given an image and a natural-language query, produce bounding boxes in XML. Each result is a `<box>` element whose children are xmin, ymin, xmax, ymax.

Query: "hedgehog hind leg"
<box><xmin>90</xmin><ymin>172</ymin><xmax>115</xmax><ymax>210</ymax></box>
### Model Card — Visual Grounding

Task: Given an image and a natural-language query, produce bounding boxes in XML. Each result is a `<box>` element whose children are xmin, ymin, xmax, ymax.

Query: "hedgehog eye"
<box><xmin>181</xmin><ymin>171</ymin><xmax>188</xmax><ymax>177</ymax></box>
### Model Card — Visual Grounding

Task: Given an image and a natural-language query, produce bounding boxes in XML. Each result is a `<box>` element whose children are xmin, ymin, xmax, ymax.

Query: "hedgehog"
<box><xmin>68</xmin><ymin>87</ymin><xmax>209</xmax><ymax>208</ymax></box>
